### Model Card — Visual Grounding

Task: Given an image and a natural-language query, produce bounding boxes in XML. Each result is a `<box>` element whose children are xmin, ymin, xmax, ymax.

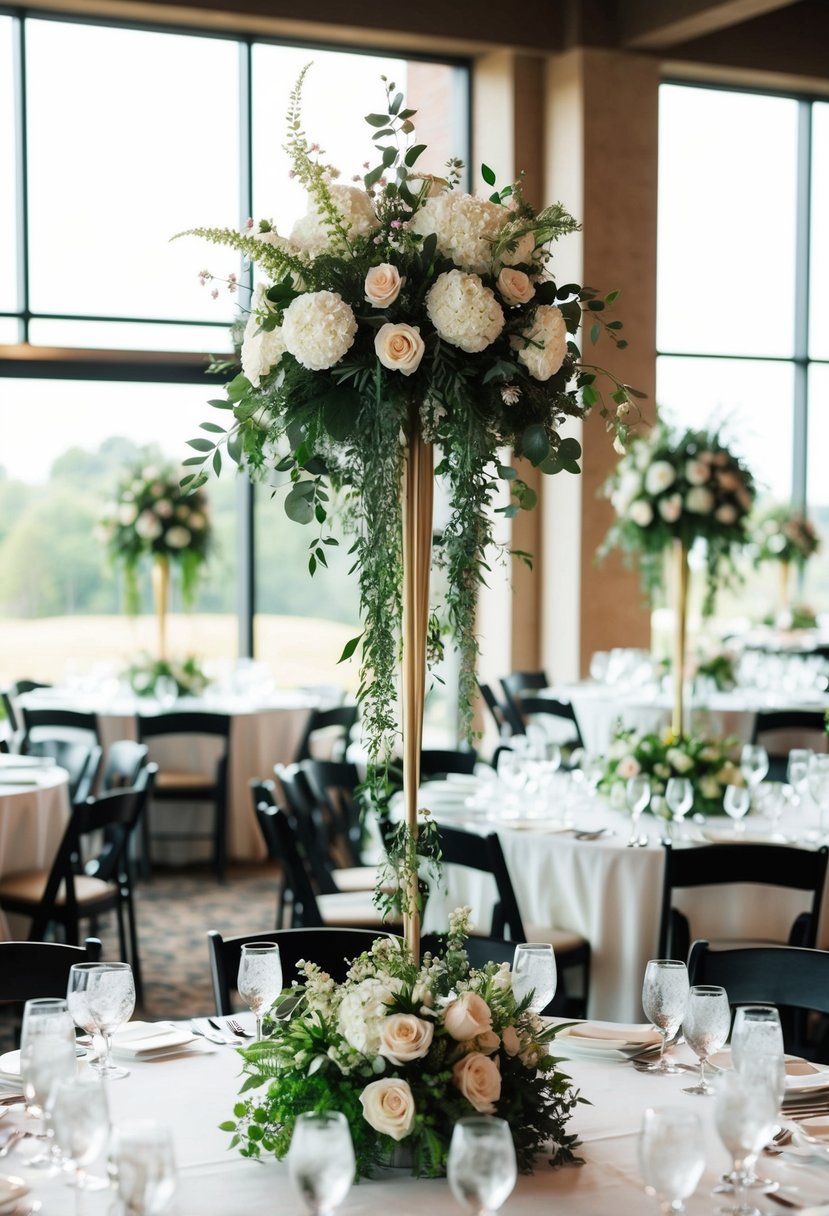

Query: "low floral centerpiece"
<box><xmin>223</xmin><ymin>910</ymin><xmax>583</xmax><ymax>1178</ymax></box>
<box><xmin>125</xmin><ymin>653</ymin><xmax>210</xmax><ymax>700</ymax></box>
<box><xmin>753</xmin><ymin>503</ymin><xmax>820</xmax><ymax>570</ymax></box>
<box><xmin>599</xmin><ymin>726</ymin><xmax>743</xmax><ymax>818</ymax></box>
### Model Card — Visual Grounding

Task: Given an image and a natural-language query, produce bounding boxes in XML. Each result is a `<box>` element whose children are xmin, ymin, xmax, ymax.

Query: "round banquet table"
<box><xmin>6</xmin><ymin>1011</ymin><xmax>829</xmax><ymax>1216</ymax></box>
<box><xmin>418</xmin><ymin>775</ymin><xmax>829</xmax><ymax>1023</ymax></box>
<box><xmin>0</xmin><ymin>761</ymin><xmax>70</xmax><ymax>941</ymax></box>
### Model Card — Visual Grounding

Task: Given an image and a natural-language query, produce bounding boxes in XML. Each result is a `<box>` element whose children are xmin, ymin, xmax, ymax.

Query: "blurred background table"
<box><xmin>0</xmin><ymin>758</ymin><xmax>69</xmax><ymax>940</ymax></box>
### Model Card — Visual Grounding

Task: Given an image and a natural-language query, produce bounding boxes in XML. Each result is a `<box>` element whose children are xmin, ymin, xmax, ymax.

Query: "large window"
<box><xmin>0</xmin><ymin>11</ymin><xmax>469</xmax><ymax>705</ymax></box>
<box><xmin>657</xmin><ymin>83</ymin><xmax>829</xmax><ymax>633</ymax></box>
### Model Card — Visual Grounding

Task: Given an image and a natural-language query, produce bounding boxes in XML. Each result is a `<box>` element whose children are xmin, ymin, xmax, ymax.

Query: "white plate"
<box><xmin>554</xmin><ymin>1021</ymin><xmax>661</xmax><ymax>1060</ymax></box>
<box><xmin>0</xmin><ymin>1054</ymin><xmax>20</xmax><ymax>1083</ymax></box>
<box><xmin>112</xmin><ymin>1022</ymin><xmax>199</xmax><ymax>1059</ymax></box>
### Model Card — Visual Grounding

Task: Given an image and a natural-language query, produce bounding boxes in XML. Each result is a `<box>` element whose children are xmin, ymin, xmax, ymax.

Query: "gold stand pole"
<box><xmin>152</xmin><ymin>555</ymin><xmax>170</xmax><ymax>661</ymax></box>
<box><xmin>671</xmin><ymin>540</ymin><xmax>689</xmax><ymax>741</ymax></box>
<box><xmin>778</xmin><ymin>560</ymin><xmax>791</xmax><ymax>618</ymax></box>
<box><xmin>401</xmin><ymin>426</ymin><xmax>434</xmax><ymax>965</ymax></box>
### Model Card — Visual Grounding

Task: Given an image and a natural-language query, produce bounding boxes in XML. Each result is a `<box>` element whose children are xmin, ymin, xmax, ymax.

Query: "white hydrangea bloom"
<box><xmin>242</xmin><ymin>284</ymin><xmax>288</xmax><ymax>388</ymax></box>
<box><xmin>514</xmin><ymin>305</ymin><xmax>567</xmax><ymax>381</ymax></box>
<box><xmin>409</xmin><ymin>192</ymin><xmax>509</xmax><ymax>274</ymax></box>
<box><xmin>290</xmin><ymin>185</ymin><xmax>379</xmax><ymax>256</ymax></box>
<box><xmin>629</xmin><ymin>499</ymin><xmax>654</xmax><ymax>528</ymax></box>
<box><xmin>135</xmin><ymin>510</ymin><xmax>163</xmax><ymax>541</ymax></box>
<box><xmin>426</xmin><ymin>270</ymin><xmax>504</xmax><ymax>353</ymax></box>
<box><xmin>686</xmin><ymin>486</ymin><xmax>715</xmax><ymax>515</ymax></box>
<box><xmin>337</xmin><ymin>977</ymin><xmax>396</xmax><ymax>1056</ymax></box>
<box><xmin>282</xmin><ymin>290</ymin><xmax>357</xmax><ymax>371</ymax></box>
<box><xmin>644</xmin><ymin>461</ymin><xmax>677</xmax><ymax>497</ymax></box>
<box><xmin>165</xmin><ymin>526</ymin><xmax>191</xmax><ymax>549</ymax></box>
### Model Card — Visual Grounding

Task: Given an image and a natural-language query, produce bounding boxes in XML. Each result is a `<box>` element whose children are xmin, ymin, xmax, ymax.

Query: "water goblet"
<box><xmin>723</xmin><ymin>784</ymin><xmax>751</xmax><ymax>833</ymax></box>
<box><xmin>741</xmin><ymin>745</ymin><xmax>770</xmax><ymax>808</ymax></box>
<box><xmin>713</xmin><ymin>1069</ymin><xmax>778</xmax><ymax>1216</ymax></box>
<box><xmin>730</xmin><ymin>1006</ymin><xmax>784</xmax><ymax>1075</ymax></box>
<box><xmin>19</xmin><ymin>997</ymin><xmax>77</xmax><ymax>1168</ymax></box>
<box><xmin>68</xmin><ymin>962</ymin><xmax>136</xmax><ymax>1080</ymax></box>
<box><xmin>806</xmin><ymin>754</ymin><xmax>829</xmax><ymax>840</ymax></box>
<box><xmin>626</xmin><ymin>775</ymin><xmax>651</xmax><ymax>846</ymax></box>
<box><xmin>110</xmin><ymin>1119</ymin><xmax>177</xmax><ymax>1215</ymax></box>
<box><xmin>511</xmin><ymin>943</ymin><xmax>557</xmax><ymax>1014</ymax></box>
<box><xmin>46</xmin><ymin>1076</ymin><xmax>110</xmax><ymax>1202</ymax></box>
<box><xmin>681</xmin><ymin>985</ymin><xmax>731</xmax><ymax>1095</ymax></box>
<box><xmin>237</xmin><ymin>942</ymin><xmax>283</xmax><ymax>1041</ymax></box>
<box><xmin>638</xmin><ymin>1106</ymin><xmax>705</xmax><ymax>1214</ymax></box>
<box><xmin>288</xmin><ymin>1111</ymin><xmax>355</xmax><ymax>1216</ymax></box>
<box><xmin>786</xmin><ymin>748</ymin><xmax>812</xmax><ymax>807</ymax></box>
<box><xmin>641</xmin><ymin>959</ymin><xmax>689</xmax><ymax>1074</ymax></box>
<box><xmin>448</xmin><ymin>1116</ymin><xmax>517</xmax><ymax>1216</ymax></box>
<box><xmin>665</xmin><ymin>777</ymin><xmax>693</xmax><ymax>838</ymax></box>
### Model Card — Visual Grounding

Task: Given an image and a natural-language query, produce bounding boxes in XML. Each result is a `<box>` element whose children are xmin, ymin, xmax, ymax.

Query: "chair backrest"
<box><xmin>519</xmin><ymin>696</ymin><xmax>585</xmax><ymax>749</ymax></box>
<box><xmin>688</xmin><ymin>939</ymin><xmax>829</xmax><ymax>1017</ymax></box>
<box><xmin>0</xmin><ymin>938</ymin><xmax>102</xmax><ymax>1003</ymax></box>
<box><xmin>302</xmin><ymin>758</ymin><xmax>364</xmax><ymax>867</ymax></box>
<box><xmin>102</xmin><ymin>740</ymin><xmax>150</xmax><ymax>791</ymax></box>
<box><xmin>26</xmin><ymin>739</ymin><xmax>103</xmax><ymax>806</ymax></box>
<box><xmin>477</xmin><ymin>682</ymin><xmax>514</xmax><ymax>737</ymax></box>
<box><xmin>751</xmin><ymin>710</ymin><xmax>829</xmax><ymax>780</ymax></box>
<box><xmin>137</xmin><ymin>711</ymin><xmax>231</xmax><ymax>742</ymax></box>
<box><xmin>81</xmin><ymin>763</ymin><xmax>157</xmax><ymax>883</ymax></box>
<box><xmin>21</xmin><ymin>706</ymin><xmax>101</xmax><ymax>747</ymax></box>
<box><xmin>207</xmin><ymin>926</ymin><xmax>391</xmax><ymax>1015</ymax></box>
<box><xmin>437</xmin><ymin>824</ymin><xmax>527</xmax><ymax>940</ymax></box>
<box><xmin>13</xmin><ymin>680</ymin><xmax>52</xmax><ymax>695</ymax></box>
<box><xmin>658</xmin><ymin>842</ymin><xmax>829</xmax><ymax>960</ymax></box>
<box><xmin>420</xmin><ymin>749</ymin><xmax>478</xmax><ymax>781</ymax></box>
<box><xmin>1</xmin><ymin>690</ymin><xmax>20</xmax><ymax>735</ymax></box>
<box><xmin>252</xmin><ymin>799</ymin><xmax>325</xmax><ymax>928</ymax></box>
<box><xmin>272</xmin><ymin>766</ymin><xmax>340</xmax><ymax>894</ymax></box>
<box><xmin>293</xmin><ymin>705</ymin><xmax>359</xmax><ymax>763</ymax></box>
<box><xmin>499</xmin><ymin>672</ymin><xmax>549</xmax><ymax>735</ymax></box>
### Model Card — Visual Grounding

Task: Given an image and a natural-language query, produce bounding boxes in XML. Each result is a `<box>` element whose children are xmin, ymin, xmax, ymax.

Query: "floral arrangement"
<box><xmin>97</xmin><ymin>459</ymin><xmax>212</xmax><ymax>612</ymax></box>
<box><xmin>753</xmin><ymin>503</ymin><xmax>820</xmax><ymax>568</ymax></box>
<box><xmin>222</xmin><ymin>910</ymin><xmax>582</xmax><ymax>1178</ymax></box>
<box><xmin>691</xmin><ymin>649</ymin><xmax>737</xmax><ymax>692</ymax></box>
<box><xmin>599</xmin><ymin>725</ymin><xmax>744</xmax><ymax>818</ymax></box>
<box><xmin>125</xmin><ymin>654</ymin><xmax>210</xmax><ymax>699</ymax></box>
<box><xmin>601</xmin><ymin>420</ymin><xmax>756</xmax><ymax>614</ymax></box>
<box><xmin>177</xmin><ymin>66</ymin><xmax>635</xmax><ymax>770</ymax></box>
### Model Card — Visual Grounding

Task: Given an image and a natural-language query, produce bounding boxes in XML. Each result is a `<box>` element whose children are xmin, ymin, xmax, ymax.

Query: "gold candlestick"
<box><xmin>151</xmin><ymin>554</ymin><xmax>170</xmax><ymax>661</ymax></box>
<box><xmin>671</xmin><ymin>539</ymin><xmax>690</xmax><ymax>741</ymax></box>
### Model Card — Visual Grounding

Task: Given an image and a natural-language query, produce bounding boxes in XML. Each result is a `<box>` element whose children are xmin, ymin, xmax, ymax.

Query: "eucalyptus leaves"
<box><xmin>178</xmin><ymin>66</ymin><xmax>634</xmax><ymax>767</ymax></box>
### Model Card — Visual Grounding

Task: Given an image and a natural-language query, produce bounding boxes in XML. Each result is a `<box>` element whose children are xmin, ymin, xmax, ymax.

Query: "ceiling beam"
<box><xmin>619</xmin><ymin>0</ymin><xmax>801</xmax><ymax>49</ymax></box>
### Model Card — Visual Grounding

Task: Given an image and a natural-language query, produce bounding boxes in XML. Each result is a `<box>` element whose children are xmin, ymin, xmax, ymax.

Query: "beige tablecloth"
<box><xmin>0</xmin><ymin>765</ymin><xmax>70</xmax><ymax>940</ymax></box>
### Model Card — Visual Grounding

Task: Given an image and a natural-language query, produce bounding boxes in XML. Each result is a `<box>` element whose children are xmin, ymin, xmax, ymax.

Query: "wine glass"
<box><xmin>288</xmin><ymin>1111</ymin><xmax>355</xmax><ymax>1216</ymax></box>
<box><xmin>730</xmin><ymin>1006</ymin><xmax>784</xmax><ymax>1075</ymax></box>
<box><xmin>638</xmin><ymin>1107</ymin><xmax>705</xmax><ymax>1214</ymax></box>
<box><xmin>723</xmin><ymin>784</ymin><xmax>751</xmax><ymax>833</ymax></box>
<box><xmin>448</xmin><ymin>1116</ymin><xmax>517</xmax><ymax>1216</ymax></box>
<box><xmin>110</xmin><ymin>1120</ymin><xmax>177</xmax><ymax>1215</ymax></box>
<box><xmin>68</xmin><ymin>962</ymin><xmax>136</xmax><ymax>1080</ymax></box>
<box><xmin>46</xmin><ymin>1076</ymin><xmax>110</xmax><ymax>1201</ymax></box>
<box><xmin>714</xmin><ymin>1069</ymin><xmax>778</xmax><ymax>1216</ymax></box>
<box><xmin>237</xmin><ymin>942</ymin><xmax>283</xmax><ymax>1041</ymax></box>
<box><xmin>19</xmin><ymin>997</ymin><xmax>77</xmax><ymax>1168</ymax></box>
<box><xmin>786</xmin><ymin>748</ymin><xmax>812</xmax><ymax>807</ymax></box>
<box><xmin>741</xmin><ymin>745</ymin><xmax>770</xmax><ymax>810</ymax></box>
<box><xmin>806</xmin><ymin>754</ymin><xmax>829</xmax><ymax>839</ymax></box>
<box><xmin>511</xmin><ymin>943</ymin><xmax>557</xmax><ymax>1014</ymax></box>
<box><xmin>680</xmin><ymin>985</ymin><xmax>731</xmax><ymax>1095</ymax></box>
<box><xmin>641</xmin><ymin>959</ymin><xmax>689</xmax><ymax>1073</ymax></box>
<box><xmin>665</xmin><ymin>778</ymin><xmax>693</xmax><ymax>837</ymax></box>
<box><xmin>626</xmin><ymin>775</ymin><xmax>651</xmax><ymax>846</ymax></box>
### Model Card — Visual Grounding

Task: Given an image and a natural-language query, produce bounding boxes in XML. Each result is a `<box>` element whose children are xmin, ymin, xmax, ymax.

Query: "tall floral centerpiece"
<box><xmin>752</xmin><ymin>502</ymin><xmax>820</xmax><ymax>618</ymax></box>
<box><xmin>601</xmin><ymin>421</ymin><xmax>755</xmax><ymax>737</ymax></box>
<box><xmin>98</xmin><ymin>460</ymin><xmax>212</xmax><ymax>660</ymax></box>
<box><xmin>178</xmin><ymin>67</ymin><xmax>633</xmax><ymax>1174</ymax></box>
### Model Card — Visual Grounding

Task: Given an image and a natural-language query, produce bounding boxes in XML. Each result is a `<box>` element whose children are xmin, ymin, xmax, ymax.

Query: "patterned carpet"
<box><xmin>0</xmin><ymin>860</ymin><xmax>283</xmax><ymax>1052</ymax></box>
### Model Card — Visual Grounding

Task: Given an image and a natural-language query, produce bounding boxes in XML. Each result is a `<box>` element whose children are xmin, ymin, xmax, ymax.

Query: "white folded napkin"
<box><xmin>559</xmin><ymin>1021</ymin><xmax>662</xmax><ymax>1047</ymax></box>
<box><xmin>112</xmin><ymin>1022</ymin><xmax>198</xmax><ymax>1058</ymax></box>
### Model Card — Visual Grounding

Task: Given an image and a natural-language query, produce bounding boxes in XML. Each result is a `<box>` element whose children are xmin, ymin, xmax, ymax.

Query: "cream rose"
<box><xmin>658</xmin><ymin>493</ymin><xmax>683</xmax><ymax>524</ymax></box>
<box><xmin>686</xmin><ymin>486</ymin><xmax>715</xmax><ymax>515</ymax></box>
<box><xmin>716</xmin><ymin>503</ymin><xmax>738</xmax><ymax>525</ymax></box>
<box><xmin>617</xmin><ymin>755</ymin><xmax>641</xmax><ymax>779</ymax></box>
<box><xmin>452</xmin><ymin>1052</ymin><xmax>501</xmax><ymax>1114</ymax></box>
<box><xmin>374</xmin><ymin>323</ymin><xmax>425</xmax><ymax>376</ymax></box>
<box><xmin>378</xmin><ymin>1014</ymin><xmax>434</xmax><ymax>1065</ymax></box>
<box><xmin>497</xmin><ymin>267</ymin><xmax>535</xmax><ymax>307</ymax></box>
<box><xmin>359</xmin><ymin>1078</ymin><xmax>415</xmax><ymax>1141</ymax></box>
<box><xmin>629</xmin><ymin>499</ymin><xmax>653</xmax><ymax>528</ymax></box>
<box><xmin>501</xmin><ymin>1025</ymin><xmax>521</xmax><ymax>1056</ymax></box>
<box><xmin>443</xmin><ymin>992</ymin><xmax>493</xmax><ymax>1041</ymax></box>
<box><xmin>644</xmin><ymin>461</ymin><xmax>676</xmax><ymax>496</ymax></box>
<box><xmin>365</xmin><ymin>263</ymin><xmax>405</xmax><ymax>308</ymax></box>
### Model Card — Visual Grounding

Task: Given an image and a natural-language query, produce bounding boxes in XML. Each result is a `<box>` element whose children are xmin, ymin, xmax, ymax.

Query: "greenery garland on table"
<box><xmin>177</xmin><ymin>65</ymin><xmax>638</xmax><ymax>780</ymax></box>
<box><xmin>124</xmin><ymin>654</ymin><xmax>210</xmax><ymax>699</ymax></box>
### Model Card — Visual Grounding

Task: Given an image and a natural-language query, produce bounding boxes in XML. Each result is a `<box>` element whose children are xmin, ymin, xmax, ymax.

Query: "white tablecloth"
<box><xmin>6</xmin><ymin>1013</ymin><xmax>829</xmax><ymax>1216</ymax></box>
<box><xmin>0</xmin><ymin>764</ymin><xmax>70</xmax><ymax>940</ymax></box>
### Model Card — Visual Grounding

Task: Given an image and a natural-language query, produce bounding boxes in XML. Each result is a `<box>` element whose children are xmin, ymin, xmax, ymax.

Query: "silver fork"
<box><xmin>225</xmin><ymin>1018</ymin><xmax>252</xmax><ymax>1038</ymax></box>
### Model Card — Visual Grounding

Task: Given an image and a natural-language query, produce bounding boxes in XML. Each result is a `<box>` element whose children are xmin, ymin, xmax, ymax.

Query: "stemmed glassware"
<box><xmin>237</xmin><ymin>942</ymin><xmax>283</xmax><ymax>1041</ymax></box>
<box><xmin>638</xmin><ymin>1107</ymin><xmax>705</xmax><ymax>1214</ymax></box>
<box><xmin>110</xmin><ymin>1119</ymin><xmax>177</xmax><ymax>1215</ymax></box>
<box><xmin>680</xmin><ymin>985</ymin><xmax>731</xmax><ymax>1095</ymax></box>
<box><xmin>723</xmin><ymin>785</ymin><xmax>751</xmax><ymax>833</ymax></box>
<box><xmin>665</xmin><ymin>778</ymin><xmax>693</xmax><ymax>838</ymax></box>
<box><xmin>806</xmin><ymin>754</ymin><xmax>829</xmax><ymax>840</ymax></box>
<box><xmin>19</xmin><ymin>997</ymin><xmax>77</xmax><ymax>1168</ymax></box>
<box><xmin>67</xmin><ymin>962</ymin><xmax>136</xmax><ymax>1080</ymax></box>
<box><xmin>511</xmin><ymin>943</ymin><xmax>557</xmax><ymax>1014</ymax></box>
<box><xmin>288</xmin><ymin>1111</ymin><xmax>355</xmax><ymax>1216</ymax></box>
<box><xmin>740</xmin><ymin>745</ymin><xmax>770</xmax><ymax>810</ymax></box>
<box><xmin>46</xmin><ymin>1076</ymin><xmax>110</xmax><ymax>1202</ymax></box>
<box><xmin>448</xmin><ymin>1116</ymin><xmax>517</xmax><ymax>1216</ymax></box>
<box><xmin>730</xmin><ymin>1006</ymin><xmax>784</xmax><ymax>1075</ymax></box>
<box><xmin>714</xmin><ymin>1069</ymin><xmax>779</xmax><ymax>1216</ymax></box>
<box><xmin>786</xmin><ymin>749</ymin><xmax>812</xmax><ymax>808</ymax></box>
<box><xmin>641</xmin><ymin>959</ymin><xmax>689</xmax><ymax>1073</ymax></box>
<box><xmin>626</xmin><ymin>776</ymin><xmax>651</xmax><ymax>846</ymax></box>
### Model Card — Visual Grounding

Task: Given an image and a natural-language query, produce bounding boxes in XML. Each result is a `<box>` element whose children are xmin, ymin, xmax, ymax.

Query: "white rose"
<box><xmin>165</xmin><ymin>526</ymin><xmax>191</xmax><ymax>549</ymax></box>
<box><xmin>378</xmin><ymin>1014</ymin><xmax>434</xmax><ymax>1065</ymax></box>
<box><xmin>611</xmin><ymin>470</ymin><xmax>643</xmax><ymax>514</ymax></box>
<box><xmin>117</xmin><ymin>503</ymin><xmax>138</xmax><ymax>526</ymax></box>
<box><xmin>452</xmin><ymin>1052</ymin><xmax>501</xmax><ymax>1114</ymax></box>
<box><xmin>135</xmin><ymin>510</ymin><xmax>163</xmax><ymax>541</ymax></box>
<box><xmin>514</xmin><ymin>305</ymin><xmax>567</xmax><ymax>381</ymax></box>
<box><xmin>365</xmin><ymin>263</ymin><xmax>405</xmax><ymax>307</ymax></box>
<box><xmin>242</xmin><ymin>285</ymin><xmax>287</xmax><ymax>388</ymax></box>
<box><xmin>496</xmin><ymin>267</ymin><xmax>535</xmax><ymax>307</ymax></box>
<box><xmin>374</xmin><ymin>323</ymin><xmax>425</xmax><ymax>376</ymax></box>
<box><xmin>658</xmin><ymin>493</ymin><xmax>683</xmax><ymax>523</ymax></box>
<box><xmin>282</xmin><ymin>291</ymin><xmax>357</xmax><ymax>371</ymax></box>
<box><xmin>716</xmin><ymin>503</ymin><xmax>738</xmax><ymax>525</ymax></box>
<box><xmin>617</xmin><ymin>756</ymin><xmax>641</xmax><ymax>779</ymax></box>
<box><xmin>685</xmin><ymin>460</ymin><xmax>710</xmax><ymax>486</ymax></box>
<box><xmin>490</xmin><ymin>963</ymin><xmax>512</xmax><ymax>992</ymax></box>
<box><xmin>686</xmin><ymin>486</ymin><xmax>715</xmax><ymax>515</ymax></box>
<box><xmin>666</xmin><ymin>747</ymin><xmax>694</xmax><ymax>774</ymax></box>
<box><xmin>629</xmin><ymin>499</ymin><xmax>653</xmax><ymax>528</ymax></box>
<box><xmin>501</xmin><ymin>1026</ymin><xmax>521</xmax><ymax>1056</ymax></box>
<box><xmin>444</xmin><ymin>992</ymin><xmax>493</xmax><ymax>1041</ymax></box>
<box><xmin>644</xmin><ymin>461</ymin><xmax>677</xmax><ymax>496</ymax></box>
<box><xmin>359</xmin><ymin>1078</ymin><xmax>415</xmax><ymax>1141</ymax></box>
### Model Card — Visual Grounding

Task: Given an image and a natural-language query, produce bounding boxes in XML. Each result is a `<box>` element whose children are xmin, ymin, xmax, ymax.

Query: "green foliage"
<box><xmin>599</xmin><ymin>725</ymin><xmax>745</xmax><ymax>818</ymax></box>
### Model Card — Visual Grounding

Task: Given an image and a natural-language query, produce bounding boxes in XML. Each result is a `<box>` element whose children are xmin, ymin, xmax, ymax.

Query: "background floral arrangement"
<box><xmin>97</xmin><ymin>459</ymin><xmax>212</xmax><ymax>612</ymax></box>
<box><xmin>178</xmin><ymin>66</ymin><xmax>635</xmax><ymax>769</ymax></box>
<box><xmin>125</xmin><ymin>654</ymin><xmax>209</xmax><ymax>699</ymax></box>
<box><xmin>601</xmin><ymin>419</ymin><xmax>756</xmax><ymax>614</ymax></box>
<box><xmin>222</xmin><ymin>910</ymin><xmax>582</xmax><ymax>1178</ymax></box>
<box><xmin>599</xmin><ymin>724</ymin><xmax>744</xmax><ymax>818</ymax></box>
<box><xmin>753</xmin><ymin>502</ymin><xmax>821</xmax><ymax>568</ymax></box>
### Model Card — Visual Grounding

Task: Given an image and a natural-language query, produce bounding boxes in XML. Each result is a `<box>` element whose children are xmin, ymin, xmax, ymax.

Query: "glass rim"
<box><xmin>23</xmin><ymin>996</ymin><xmax>69</xmax><ymax>1008</ymax></box>
<box><xmin>240</xmin><ymin>942</ymin><xmax>281</xmax><ymax>952</ymax></box>
<box><xmin>68</xmin><ymin>961</ymin><xmax>132</xmax><ymax>971</ymax></box>
<box><xmin>688</xmin><ymin>985</ymin><xmax>728</xmax><ymax>995</ymax></box>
